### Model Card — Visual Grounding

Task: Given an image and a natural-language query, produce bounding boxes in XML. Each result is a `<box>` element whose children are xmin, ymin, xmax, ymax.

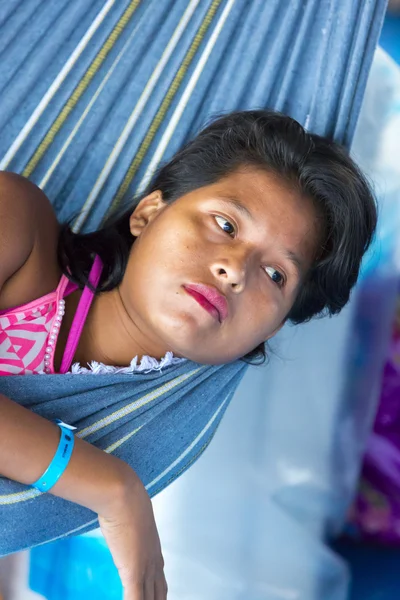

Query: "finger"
<box><xmin>155</xmin><ymin>574</ymin><xmax>168</xmax><ymax>599</ymax></box>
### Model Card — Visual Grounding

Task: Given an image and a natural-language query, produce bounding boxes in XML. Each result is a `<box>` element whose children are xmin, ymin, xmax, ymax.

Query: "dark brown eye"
<box><xmin>215</xmin><ymin>216</ymin><xmax>235</xmax><ymax>237</ymax></box>
<box><xmin>264</xmin><ymin>266</ymin><xmax>284</xmax><ymax>286</ymax></box>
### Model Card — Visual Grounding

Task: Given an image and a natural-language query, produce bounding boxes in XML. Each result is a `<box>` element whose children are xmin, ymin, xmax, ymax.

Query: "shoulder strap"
<box><xmin>59</xmin><ymin>255</ymin><xmax>103</xmax><ymax>374</ymax></box>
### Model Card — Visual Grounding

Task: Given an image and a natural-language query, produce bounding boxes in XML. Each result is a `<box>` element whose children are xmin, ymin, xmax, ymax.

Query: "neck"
<box><xmin>73</xmin><ymin>287</ymin><xmax>170</xmax><ymax>367</ymax></box>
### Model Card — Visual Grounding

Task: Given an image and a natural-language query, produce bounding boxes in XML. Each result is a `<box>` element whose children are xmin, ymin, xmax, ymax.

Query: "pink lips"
<box><xmin>184</xmin><ymin>284</ymin><xmax>228</xmax><ymax>323</ymax></box>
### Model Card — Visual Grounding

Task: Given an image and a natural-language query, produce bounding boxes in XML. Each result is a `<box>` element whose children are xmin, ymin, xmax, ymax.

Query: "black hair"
<box><xmin>58</xmin><ymin>110</ymin><xmax>377</xmax><ymax>364</ymax></box>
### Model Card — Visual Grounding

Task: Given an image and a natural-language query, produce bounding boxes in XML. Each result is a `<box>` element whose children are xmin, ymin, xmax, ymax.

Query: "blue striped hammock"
<box><xmin>0</xmin><ymin>0</ymin><xmax>387</xmax><ymax>555</ymax></box>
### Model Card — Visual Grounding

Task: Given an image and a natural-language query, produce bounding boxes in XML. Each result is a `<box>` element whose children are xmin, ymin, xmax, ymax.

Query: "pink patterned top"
<box><xmin>0</xmin><ymin>256</ymin><xmax>102</xmax><ymax>376</ymax></box>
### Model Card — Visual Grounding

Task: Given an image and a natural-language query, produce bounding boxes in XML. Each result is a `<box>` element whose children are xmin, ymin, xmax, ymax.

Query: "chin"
<box><xmin>155</xmin><ymin>315</ymin><xmax>243</xmax><ymax>364</ymax></box>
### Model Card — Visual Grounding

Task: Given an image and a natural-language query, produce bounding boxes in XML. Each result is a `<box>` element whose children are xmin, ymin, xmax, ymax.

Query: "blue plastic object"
<box><xmin>29</xmin><ymin>535</ymin><xmax>122</xmax><ymax>600</ymax></box>
<box><xmin>32</xmin><ymin>422</ymin><xmax>75</xmax><ymax>493</ymax></box>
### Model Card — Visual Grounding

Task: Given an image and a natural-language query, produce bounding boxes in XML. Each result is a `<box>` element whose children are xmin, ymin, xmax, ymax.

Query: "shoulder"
<box><xmin>0</xmin><ymin>171</ymin><xmax>56</xmax><ymax>226</ymax></box>
<box><xmin>0</xmin><ymin>172</ymin><xmax>60</xmax><ymax>307</ymax></box>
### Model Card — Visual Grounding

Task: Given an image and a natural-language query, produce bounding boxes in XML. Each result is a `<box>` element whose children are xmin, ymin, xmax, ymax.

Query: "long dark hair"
<box><xmin>58</xmin><ymin>110</ymin><xmax>377</xmax><ymax>363</ymax></box>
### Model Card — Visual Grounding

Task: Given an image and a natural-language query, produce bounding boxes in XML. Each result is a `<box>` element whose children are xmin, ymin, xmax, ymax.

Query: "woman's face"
<box><xmin>120</xmin><ymin>167</ymin><xmax>320</xmax><ymax>364</ymax></box>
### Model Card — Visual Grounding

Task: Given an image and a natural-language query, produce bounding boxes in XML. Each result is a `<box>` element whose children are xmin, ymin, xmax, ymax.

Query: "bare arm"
<box><xmin>0</xmin><ymin>172</ymin><xmax>37</xmax><ymax>286</ymax></box>
<box><xmin>0</xmin><ymin>392</ymin><xmax>167</xmax><ymax>599</ymax></box>
<box><xmin>0</xmin><ymin>392</ymin><xmax>130</xmax><ymax>514</ymax></box>
<box><xmin>0</xmin><ymin>171</ymin><xmax>60</xmax><ymax>308</ymax></box>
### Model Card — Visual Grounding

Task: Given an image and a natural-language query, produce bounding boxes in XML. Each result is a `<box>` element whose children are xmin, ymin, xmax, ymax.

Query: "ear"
<box><xmin>129</xmin><ymin>191</ymin><xmax>167</xmax><ymax>237</ymax></box>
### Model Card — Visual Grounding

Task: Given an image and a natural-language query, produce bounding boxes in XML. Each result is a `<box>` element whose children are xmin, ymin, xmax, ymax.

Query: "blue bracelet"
<box><xmin>32</xmin><ymin>420</ymin><xmax>76</xmax><ymax>493</ymax></box>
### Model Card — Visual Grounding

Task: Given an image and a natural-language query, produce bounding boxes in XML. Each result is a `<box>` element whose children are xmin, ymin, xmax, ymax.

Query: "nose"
<box><xmin>210</xmin><ymin>254</ymin><xmax>247</xmax><ymax>293</ymax></box>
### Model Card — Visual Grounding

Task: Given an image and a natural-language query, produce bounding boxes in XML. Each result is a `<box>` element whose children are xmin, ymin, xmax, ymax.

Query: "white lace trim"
<box><xmin>69</xmin><ymin>351</ymin><xmax>185</xmax><ymax>375</ymax></box>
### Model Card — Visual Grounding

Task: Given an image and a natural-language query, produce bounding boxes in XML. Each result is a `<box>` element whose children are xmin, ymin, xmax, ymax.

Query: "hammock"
<box><xmin>0</xmin><ymin>0</ymin><xmax>388</xmax><ymax>555</ymax></box>
<box><xmin>0</xmin><ymin>0</ymin><xmax>386</xmax><ymax>228</ymax></box>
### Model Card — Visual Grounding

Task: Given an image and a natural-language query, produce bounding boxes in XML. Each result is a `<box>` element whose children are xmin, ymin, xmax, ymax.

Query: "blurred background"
<box><xmin>2</xmin><ymin>2</ymin><xmax>400</xmax><ymax>600</ymax></box>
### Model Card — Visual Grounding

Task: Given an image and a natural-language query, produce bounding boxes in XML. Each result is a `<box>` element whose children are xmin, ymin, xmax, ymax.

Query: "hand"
<box><xmin>99</xmin><ymin>470</ymin><xmax>167</xmax><ymax>599</ymax></box>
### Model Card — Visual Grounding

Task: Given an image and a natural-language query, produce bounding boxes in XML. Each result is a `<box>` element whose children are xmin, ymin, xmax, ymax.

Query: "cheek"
<box><xmin>247</xmin><ymin>307</ymin><xmax>281</xmax><ymax>343</ymax></box>
<box><xmin>144</xmin><ymin>216</ymin><xmax>202</xmax><ymax>267</ymax></box>
<box><xmin>230</xmin><ymin>291</ymin><xmax>284</xmax><ymax>347</ymax></box>
<box><xmin>123</xmin><ymin>222</ymin><xmax>202</xmax><ymax>306</ymax></box>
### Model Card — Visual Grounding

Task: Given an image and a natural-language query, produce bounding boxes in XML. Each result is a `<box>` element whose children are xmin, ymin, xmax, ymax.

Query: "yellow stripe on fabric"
<box><xmin>0</xmin><ymin>0</ymin><xmax>117</xmax><ymax>171</ymax></box>
<box><xmin>135</xmin><ymin>0</ymin><xmax>235</xmax><ymax>196</ymax></box>
<box><xmin>22</xmin><ymin>0</ymin><xmax>141</xmax><ymax>179</ymax></box>
<box><xmin>104</xmin><ymin>425</ymin><xmax>143</xmax><ymax>454</ymax></box>
<box><xmin>74</xmin><ymin>0</ymin><xmax>201</xmax><ymax>232</ymax></box>
<box><xmin>107</xmin><ymin>0</ymin><xmax>223</xmax><ymax>217</ymax></box>
<box><xmin>77</xmin><ymin>367</ymin><xmax>202</xmax><ymax>439</ymax></box>
<box><xmin>0</xmin><ymin>488</ymin><xmax>41</xmax><ymax>506</ymax></box>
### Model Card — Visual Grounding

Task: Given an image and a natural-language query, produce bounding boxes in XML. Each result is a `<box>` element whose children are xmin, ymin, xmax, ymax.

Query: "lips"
<box><xmin>184</xmin><ymin>284</ymin><xmax>228</xmax><ymax>323</ymax></box>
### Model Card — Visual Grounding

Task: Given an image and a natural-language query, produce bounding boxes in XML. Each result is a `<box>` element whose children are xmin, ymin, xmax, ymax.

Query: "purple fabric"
<box><xmin>351</xmin><ymin>319</ymin><xmax>400</xmax><ymax>544</ymax></box>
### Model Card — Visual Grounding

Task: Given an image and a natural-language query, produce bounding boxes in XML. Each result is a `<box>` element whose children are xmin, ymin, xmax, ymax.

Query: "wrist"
<box><xmin>99</xmin><ymin>459</ymin><xmax>144</xmax><ymax>518</ymax></box>
<box><xmin>50</xmin><ymin>436</ymin><xmax>142</xmax><ymax>517</ymax></box>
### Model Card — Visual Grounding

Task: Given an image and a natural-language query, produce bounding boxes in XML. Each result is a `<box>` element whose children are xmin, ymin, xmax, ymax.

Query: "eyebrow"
<box><xmin>285</xmin><ymin>250</ymin><xmax>306</xmax><ymax>280</ymax></box>
<box><xmin>217</xmin><ymin>196</ymin><xmax>254</xmax><ymax>220</ymax></box>
<box><xmin>217</xmin><ymin>195</ymin><xmax>306</xmax><ymax>280</ymax></box>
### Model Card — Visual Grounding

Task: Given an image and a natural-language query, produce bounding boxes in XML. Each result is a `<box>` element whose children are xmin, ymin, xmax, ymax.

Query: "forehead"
<box><xmin>214</xmin><ymin>168</ymin><xmax>306</xmax><ymax>215</ymax></box>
